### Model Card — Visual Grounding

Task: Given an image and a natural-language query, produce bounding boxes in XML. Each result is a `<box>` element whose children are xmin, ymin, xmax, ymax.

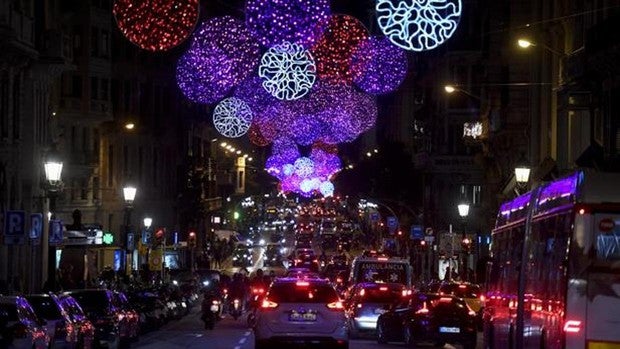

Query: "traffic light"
<box><xmin>154</xmin><ymin>229</ymin><xmax>165</xmax><ymax>246</ymax></box>
<box><xmin>461</xmin><ymin>236</ymin><xmax>472</xmax><ymax>252</ymax></box>
<box><xmin>188</xmin><ymin>231</ymin><xmax>197</xmax><ymax>248</ymax></box>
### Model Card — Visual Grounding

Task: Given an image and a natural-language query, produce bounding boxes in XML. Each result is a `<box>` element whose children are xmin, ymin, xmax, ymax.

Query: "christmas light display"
<box><xmin>248</xmin><ymin>123</ymin><xmax>271</xmax><ymax>147</ymax></box>
<box><xmin>319</xmin><ymin>181</ymin><xmax>335</xmax><ymax>197</ymax></box>
<box><xmin>113</xmin><ymin>0</ymin><xmax>199</xmax><ymax>52</ymax></box>
<box><xmin>259</xmin><ymin>42</ymin><xmax>317</xmax><ymax>100</ymax></box>
<box><xmin>245</xmin><ymin>0</ymin><xmax>331</xmax><ymax>48</ymax></box>
<box><xmin>351</xmin><ymin>36</ymin><xmax>408</xmax><ymax>94</ymax></box>
<box><xmin>213</xmin><ymin>98</ymin><xmax>253</xmax><ymax>138</ymax></box>
<box><xmin>191</xmin><ymin>16</ymin><xmax>260</xmax><ymax>87</ymax></box>
<box><xmin>176</xmin><ymin>46</ymin><xmax>236</xmax><ymax>104</ymax></box>
<box><xmin>311</xmin><ymin>14</ymin><xmax>369</xmax><ymax>85</ymax></box>
<box><xmin>376</xmin><ymin>0</ymin><xmax>462</xmax><ymax>52</ymax></box>
<box><xmin>294</xmin><ymin>157</ymin><xmax>315</xmax><ymax>178</ymax></box>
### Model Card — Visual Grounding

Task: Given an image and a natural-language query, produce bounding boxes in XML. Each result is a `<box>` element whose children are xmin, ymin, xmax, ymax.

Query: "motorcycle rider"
<box><xmin>201</xmin><ymin>289</ymin><xmax>220</xmax><ymax>330</ymax></box>
<box><xmin>228</xmin><ymin>273</ymin><xmax>247</xmax><ymax>318</ymax></box>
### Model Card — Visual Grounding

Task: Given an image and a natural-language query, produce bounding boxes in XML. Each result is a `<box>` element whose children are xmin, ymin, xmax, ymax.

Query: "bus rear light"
<box><xmin>563</xmin><ymin>320</ymin><xmax>582</xmax><ymax>333</ymax></box>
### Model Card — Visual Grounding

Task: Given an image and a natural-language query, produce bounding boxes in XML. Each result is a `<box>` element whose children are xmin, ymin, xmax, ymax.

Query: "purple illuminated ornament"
<box><xmin>245</xmin><ymin>0</ymin><xmax>331</xmax><ymax>48</ymax></box>
<box><xmin>294</xmin><ymin>157</ymin><xmax>315</xmax><ymax>178</ymax></box>
<box><xmin>190</xmin><ymin>16</ymin><xmax>260</xmax><ymax>89</ymax></box>
<box><xmin>351</xmin><ymin>36</ymin><xmax>408</xmax><ymax>94</ymax></box>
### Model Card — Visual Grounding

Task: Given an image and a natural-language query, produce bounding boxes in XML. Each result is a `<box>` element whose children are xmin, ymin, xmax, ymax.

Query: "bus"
<box><xmin>350</xmin><ymin>256</ymin><xmax>413</xmax><ymax>287</ymax></box>
<box><xmin>485</xmin><ymin>170</ymin><xmax>620</xmax><ymax>349</ymax></box>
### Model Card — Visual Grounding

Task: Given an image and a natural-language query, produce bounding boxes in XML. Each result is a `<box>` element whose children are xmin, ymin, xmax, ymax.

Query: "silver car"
<box><xmin>345</xmin><ymin>282</ymin><xmax>409</xmax><ymax>338</ymax></box>
<box><xmin>0</xmin><ymin>296</ymin><xmax>49</xmax><ymax>349</ymax></box>
<box><xmin>253</xmin><ymin>278</ymin><xmax>348</xmax><ymax>349</ymax></box>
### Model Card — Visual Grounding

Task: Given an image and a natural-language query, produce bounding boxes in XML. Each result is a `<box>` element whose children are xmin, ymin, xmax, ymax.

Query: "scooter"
<box><xmin>201</xmin><ymin>294</ymin><xmax>221</xmax><ymax>330</ymax></box>
<box><xmin>230</xmin><ymin>298</ymin><xmax>243</xmax><ymax>320</ymax></box>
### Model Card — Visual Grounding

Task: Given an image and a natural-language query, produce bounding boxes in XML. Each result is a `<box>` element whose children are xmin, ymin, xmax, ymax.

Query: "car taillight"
<box><xmin>377</xmin><ymin>257</ymin><xmax>388</xmax><ymax>261</ymax></box>
<box><xmin>401</xmin><ymin>289</ymin><xmax>412</xmax><ymax>297</ymax></box>
<box><xmin>379</xmin><ymin>286</ymin><xmax>388</xmax><ymax>291</ymax></box>
<box><xmin>336</xmin><ymin>278</ymin><xmax>343</xmax><ymax>283</ymax></box>
<box><xmin>416</xmin><ymin>307</ymin><xmax>429</xmax><ymax>315</ymax></box>
<box><xmin>326</xmin><ymin>301</ymin><xmax>344</xmax><ymax>310</ymax></box>
<box><xmin>459</xmin><ymin>284</ymin><xmax>467</xmax><ymax>289</ymax></box>
<box><xmin>261</xmin><ymin>299</ymin><xmax>278</xmax><ymax>309</ymax></box>
<box><xmin>356</xmin><ymin>303</ymin><xmax>362</xmax><ymax>308</ymax></box>
<box><xmin>296</xmin><ymin>281</ymin><xmax>309</xmax><ymax>287</ymax></box>
<box><xmin>480</xmin><ymin>295</ymin><xmax>486</xmax><ymax>302</ymax></box>
<box><xmin>563</xmin><ymin>320</ymin><xmax>582</xmax><ymax>333</ymax></box>
<box><xmin>439</xmin><ymin>297</ymin><xmax>453</xmax><ymax>303</ymax></box>
<box><xmin>12</xmin><ymin>323</ymin><xmax>29</xmax><ymax>338</ymax></box>
<box><xmin>359</xmin><ymin>289</ymin><xmax>365</xmax><ymax>296</ymax></box>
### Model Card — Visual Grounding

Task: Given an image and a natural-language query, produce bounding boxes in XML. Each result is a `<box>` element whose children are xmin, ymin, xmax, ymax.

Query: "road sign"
<box><xmin>370</xmin><ymin>212</ymin><xmax>380</xmax><ymax>222</ymax></box>
<box><xmin>49</xmin><ymin>220</ymin><xmax>64</xmax><ymax>245</ymax></box>
<box><xmin>142</xmin><ymin>229</ymin><xmax>152</xmax><ymax>245</ymax></box>
<box><xmin>30</xmin><ymin>213</ymin><xmax>43</xmax><ymax>244</ymax></box>
<box><xmin>410</xmin><ymin>225</ymin><xmax>423</xmax><ymax>240</ymax></box>
<box><xmin>4</xmin><ymin>210</ymin><xmax>26</xmax><ymax>245</ymax></box>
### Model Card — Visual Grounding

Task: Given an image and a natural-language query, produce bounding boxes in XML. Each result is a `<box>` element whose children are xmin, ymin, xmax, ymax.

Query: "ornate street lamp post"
<box><xmin>457</xmin><ymin>200</ymin><xmax>470</xmax><ymax>281</ymax></box>
<box><xmin>44</xmin><ymin>156</ymin><xmax>63</xmax><ymax>291</ymax></box>
<box><xmin>123</xmin><ymin>185</ymin><xmax>137</xmax><ymax>274</ymax></box>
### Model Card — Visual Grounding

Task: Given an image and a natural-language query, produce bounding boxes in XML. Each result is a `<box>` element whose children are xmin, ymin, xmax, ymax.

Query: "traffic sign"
<box><xmin>370</xmin><ymin>212</ymin><xmax>380</xmax><ymax>222</ymax></box>
<box><xmin>49</xmin><ymin>220</ymin><xmax>63</xmax><ymax>245</ymax></box>
<box><xmin>410</xmin><ymin>225</ymin><xmax>424</xmax><ymax>240</ymax></box>
<box><xmin>4</xmin><ymin>210</ymin><xmax>26</xmax><ymax>245</ymax></box>
<box><xmin>30</xmin><ymin>213</ymin><xmax>43</xmax><ymax>244</ymax></box>
<box><xmin>141</xmin><ymin>229</ymin><xmax>152</xmax><ymax>245</ymax></box>
<box><xmin>126</xmin><ymin>233</ymin><xmax>135</xmax><ymax>250</ymax></box>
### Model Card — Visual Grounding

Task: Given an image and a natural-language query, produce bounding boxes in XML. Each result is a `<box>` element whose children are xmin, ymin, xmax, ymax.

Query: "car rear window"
<box><xmin>69</xmin><ymin>291</ymin><xmax>110</xmax><ymax>313</ymax></box>
<box><xmin>26</xmin><ymin>296</ymin><xmax>62</xmax><ymax>319</ymax></box>
<box><xmin>439</xmin><ymin>284</ymin><xmax>481</xmax><ymax>298</ymax></box>
<box><xmin>268</xmin><ymin>282</ymin><xmax>339</xmax><ymax>303</ymax></box>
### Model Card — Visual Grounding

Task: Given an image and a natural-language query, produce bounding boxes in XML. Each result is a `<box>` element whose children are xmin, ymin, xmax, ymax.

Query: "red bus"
<box><xmin>485</xmin><ymin>170</ymin><xmax>620</xmax><ymax>349</ymax></box>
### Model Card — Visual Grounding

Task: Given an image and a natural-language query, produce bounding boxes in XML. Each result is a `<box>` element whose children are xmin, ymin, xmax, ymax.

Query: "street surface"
<box><xmin>134</xmin><ymin>303</ymin><xmax>481</xmax><ymax>349</ymax></box>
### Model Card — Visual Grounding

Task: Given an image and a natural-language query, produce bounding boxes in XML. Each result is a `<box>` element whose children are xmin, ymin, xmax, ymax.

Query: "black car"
<box><xmin>376</xmin><ymin>293</ymin><xmax>477</xmax><ymax>349</ymax></box>
<box><xmin>232</xmin><ymin>246</ymin><xmax>253</xmax><ymax>267</ymax></box>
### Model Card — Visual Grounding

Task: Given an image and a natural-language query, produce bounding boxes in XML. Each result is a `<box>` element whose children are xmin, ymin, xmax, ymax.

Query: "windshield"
<box><xmin>268</xmin><ymin>283</ymin><xmax>339</xmax><ymax>303</ymax></box>
<box><xmin>594</xmin><ymin>214</ymin><xmax>620</xmax><ymax>261</ymax></box>
<box><xmin>26</xmin><ymin>296</ymin><xmax>62</xmax><ymax>319</ymax></box>
<box><xmin>354</xmin><ymin>262</ymin><xmax>408</xmax><ymax>284</ymax></box>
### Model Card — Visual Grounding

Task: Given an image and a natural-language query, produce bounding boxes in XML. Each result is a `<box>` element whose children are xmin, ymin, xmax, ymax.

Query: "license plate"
<box><xmin>439</xmin><ymin>327</ymin><xmax>460</xmax><ymax>333</ymax></box>
<box><xmin>210</xmin><ymin>305</ymin><xmax>219</xmax><ymax>312</ymax></box>
<box><xmin>289</xmin><ymin>312</ymin><xmax>317</xmax><ymax>322</ymax></box>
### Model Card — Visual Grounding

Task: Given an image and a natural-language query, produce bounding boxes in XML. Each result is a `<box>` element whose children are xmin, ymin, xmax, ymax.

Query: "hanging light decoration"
<box><xmin>213</xmin><ymin>97</ymin><xmax>253</xmax><ymax>138</ymax></box>
<box><xmin>176</xmin><ymin>45</ymin><xmax>236</xmax><ymax>104</ymax></box>
<box><xmin>113</xmin><ymin>0</ymin><xmax>199</xmax><ymax>52</ymax></box>
<box><xmin>259</xmin><ymin>42</ymin><xmax>317</xmax><ymax>100</ymax></box>
<box><xmin>248</xmin><ymin>123</ymin><xmax>271</xmax><ymax>147</ymax></box>
<box><xmin>245</xmin><ymin>0</ymin><xmax>331</xmax><ymax>48</ymax></box>
<box><xmin>319</xmin><ymin>181</ymin><xmax>335</xmax><ymax>197</ymax></box>
<box><xmin>376</xmin><ymin>0</ymin><xmax>462</xmax><ymax>52</ymax></box>
<box><xmin>311</xmin><ymin>14</ymin><xmax>369</xmax><ymax>85</ymax></box>
<box><xmin>351</xmin><ymin>36</ymin><xmax>409</xmax><ymax>94</ymax></box>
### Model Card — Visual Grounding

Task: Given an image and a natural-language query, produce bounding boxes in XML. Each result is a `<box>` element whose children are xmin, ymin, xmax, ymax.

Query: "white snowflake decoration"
<box><xmin>213</xmin><ymin>97</ymin><xmax>253</xmax><ymax>138</ymax></box>
<box><xmin>258</xmin><ymin>41</ymin><xmax>317</xmax><ymax>100</ymax></box>
<box><xmin>376</xmin><ymin>0</ymin><xmax>462</xmax><ymax>52</ymax></box>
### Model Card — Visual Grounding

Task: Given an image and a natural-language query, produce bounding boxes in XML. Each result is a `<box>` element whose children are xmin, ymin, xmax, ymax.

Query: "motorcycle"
<box><xmin>246</xmin><ymin>286</ymin><xmax>266</xmax><ymax>327</ymax></box>
<box><xmin>201</xmin><ymin>294</ymin><xmax>221</xmax><ymax>330</ymax></box>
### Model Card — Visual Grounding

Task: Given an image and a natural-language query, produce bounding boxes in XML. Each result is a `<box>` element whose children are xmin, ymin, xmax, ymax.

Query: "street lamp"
<box><xmin>457</xmin><ymin>200</ymin><xmax>470</xmax><ymax>281</ymax></box>
<box><xmin>516</xmin><ymin>37</ymin><xmax>566</xmax><ymax>56</ymax></box>
<box><xmin>515</xmin><ymin>164</ymin><xmax>531</xmax><ymax>185</ymax></box>
<box><xmin>143</xmin><ymin>217</ymin><xmax>152</xmax><ymax>229</ymax></box>
<box><xmin>44</xmin><ymin>155</ymin><xmax>63</xmax><ymax>291</ymax></box>
<box><xmin>457</xmin><ymin>202</ymin><xmax>470</xmax><ymax>218</ymax></box>
<box><xmin>123</xmin><ymin>184</ymin><xmax>137</xmax><ymax>274</ymax></box>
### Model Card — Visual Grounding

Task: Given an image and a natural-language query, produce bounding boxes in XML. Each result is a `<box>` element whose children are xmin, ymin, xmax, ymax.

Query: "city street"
<box><xmin>134</xmin><ymin>303</ymin><xmax>480</xmax><ymax>349</ymax></box>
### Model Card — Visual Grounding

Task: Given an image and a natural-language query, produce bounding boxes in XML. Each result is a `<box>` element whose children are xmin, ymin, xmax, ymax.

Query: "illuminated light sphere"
<box><xmin>113</xmin><ymin>0</ymin><xmax>199</xmax><ymax>52</ymax></box>
<box><xmin>283</xmin><ymin>164</ymin><xmax>295</xmax><ymax>176</ymax></box>
<box><xmin>191</xmin><ymin>16</ymin><xmax>260</xmax><ymax>87</ymax></box>
<box><xmin>272</xmin><ymin>138</ymin><xmax>299</xmax><ymax>158</ymax></box>
<box><xmin>234</xmin><ymin>76</ymin><xmax>278</xmax><ymax>120</ymax></box>
<box><xmin>311</xmin><ymin>14</ymin><xmax>369</xmax><ymax>85</ymax></box>
<box><xmin>289</xmin><ymin>114</ymin><xmax>326</xmax><ymax>146</ymax></box>
<box><xmin>248</xmin><ymin>123</ymin><xmax>271</xmax><ymax>147</ymax></box>
<box><xmin>299</xmin><ymin>179</ymin><xmax>315</xmax><ymax>193</ymax></box>
<box><xmin>176</xmin><ymin>46</ymin><xmax>236</xmax><ymax>104</ymax></box>
<box><xmin>351</xmin><ymin>36</ymin><xmax>408</xmax><ymax>94</ymax></box>
<box><xmin>259</xmin><ymin>42</ymin><xmax>317</xmax><ymax>100</ymax></box>
<box><xmin>213</xmin><ymin>98</ymin><xmax>253</xmax><ymax>138</ymax></box>
<box><xmin>294</xmin><ymin>157</ymin><xmax>315</xmax><ymax>178</ymax></box>
<box><xmin>319</xmin><ymin>181</ymin><xmax>335</xmax><ymax>197</ymax></box>
<box><xmin>245</xmin><ymin>0</ymin><xmax>331</xmax><ymax>48</ymax></box>
<box><xmin>376</xmin><ymin>0</ymin><xmax>462</xmax><ymax>52</ymax></box>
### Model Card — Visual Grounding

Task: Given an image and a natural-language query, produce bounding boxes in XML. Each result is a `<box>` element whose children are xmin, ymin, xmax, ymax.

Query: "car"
<box><xmin>0</xmin><ymin>296</ymin><xmax>49</xmax><ymax>349</ymax></box>
<box><xmin>284</xmin><ymin>268</ymin><xmax>321</xmax><ymax>279</ymax></box>
<box><xmin>128</xmin><ymin>292</ymin><xmax>167</xmax><ymax>332</ymax></box>
<box><xmin>57</xmin><ymin>295</ymin><xmax>95</xmax><ymax>349</ymax></box>
<box><xmin>232</xmin><ymin>246</ymin><xmax>253</xmax><ymax>267</ymax></box>
<box><xmin>111</xmin><ymin>291</ymin><xmax>140</xmax><ymax>341</ymax></box>
<box><xmin>429</xmin><ymin>281</ymin><xmax>485</xmax><ymax>327</ymax></box>
<box><xmin>376</xmin><ymin>293</ymin><xmax>478</xmax><ymax>349</ymax></box>
<box><xmin>26</xmin><ymin>293</ymin><xmax>81</xmax><ymax>349</ymax></box>
<box><xmin>254</xmin><ymin>278</ymin><xmax>348</xmax><ymax>349</ymax></box>
<box><xmin>293</xmin><ymin>251</ymin><xmax>320</xmax><ymax>272</ymax></box>
<box><xmin>264</xmin><ymin>243</ymin><xmax>285</xmax><ymax>267</ymax></box>
<box><xmin>64</xmin><ymin>289</ymin><xmax>134</xmax><ymax>348</ymax></box>
<box><xmin>294</xmin><ymin>238</ymin><xmax>312</xmax><ymax>250</ymax></box>
<box><xmin>344</xmin><ymin>282</ymin><xmax>409</xmax><ymax>338</ymax></box>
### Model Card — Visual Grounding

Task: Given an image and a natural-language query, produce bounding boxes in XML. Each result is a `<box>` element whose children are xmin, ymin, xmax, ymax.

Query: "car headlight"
<box><xmin>233</xmin><ymin>256</ymin><xmax>238</xmax><ymax>261</ymax></box>
<box><xmin>259</xmin><ymin>239</ymin><xmax>265</xmax><ymax>245</ymax></box>
<box><xmin>172</xmin><ymin>280</ymin><xmax>179</xmax><ymax>286</ymax></box>
<box><xmin>202</xmin><ymin>280</ymin><xmax>210</xmax><ymax>287</ymax></box>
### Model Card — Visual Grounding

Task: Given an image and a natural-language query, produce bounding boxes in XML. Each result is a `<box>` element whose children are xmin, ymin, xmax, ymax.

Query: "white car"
<box><xmin>254</xmin><ymin>278</ymin><xmax>348</xmax><ymax>349</ymax></box>
<box><xmin>0</xmin><ymin>296</ymin><xmax>49</xmax><ymax>349</ymax></box>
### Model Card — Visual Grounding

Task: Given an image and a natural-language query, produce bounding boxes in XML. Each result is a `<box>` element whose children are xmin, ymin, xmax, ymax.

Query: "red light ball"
<box><xmin>113</xmin><ymin>0</ymin><xmax>199</xmax><ymax>52</ymax></box>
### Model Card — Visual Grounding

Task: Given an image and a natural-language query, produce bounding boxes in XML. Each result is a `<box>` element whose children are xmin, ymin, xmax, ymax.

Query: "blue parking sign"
<box><xmin>4</xmin><ymin>210</ymin><xmax>25</xmax><ymax>245</ymax></box>
<box><xmin>30</xmin><ymin>213</ymin><xmax>43</xmax><ymax>240</ymax></box>
<box><xmin>49</xmin><ymin>220</ymin><xmax>64</xmax><ymax>245</ymax></box>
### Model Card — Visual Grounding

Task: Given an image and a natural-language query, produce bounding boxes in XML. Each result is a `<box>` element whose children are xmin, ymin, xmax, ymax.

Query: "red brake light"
<box><xmin>439</xmin><ymin>297</ymin><xmax>453</xmax><ymax>303</ymax></box>
<box><xmin>480</xmin><ymin>295</ymin><xmax>486</xmax><ymax>302</ymax></box>
<box><xmin>336</xmin><ymin>278</ymin><xmax>343</xmax><ymax>283</ymax></box>
<box><xmin>327</xmin><ymin>301</ymin><xmax>344</xmax><ymax>310</ymax></box>
<box><xmin>401</xmin><ymin>289</ymin><xmax>412</xmax><ymax>297</ymax></box>
<box><xmin>359</xmin><ymin>289</ymin><xmax>365</xmax><ymax>296</ymax></box>
<box><xmin>377</xmin><ymin>257</ymin><xmax>388</xmax><ymax>261</ymax></box>
<box><xmin>416</xmin><ymin>302</ymin><xmax>429</xmax><ymax>315</ymax></box>
<box><xmin>296</xmin><ymin>281</ymin><xmax>309</xmax><ymax>287</ymax></box>
<box><xmin>458</xmin><ymin>284</ymin><xmax>467</xmax><ymax>289</ymax></box>
<box><xmin>563</xmin><ymin>320</ymin><xmax>581</xmax><ymax>333</ymax></box>
<box><xmin>379</xmin><ymin>286</ymin><xmax>388</xmax><ymax>291</ymax></box>
<box><xmin>261</xmin><ymin>299</ymin><xmax>278</xmax><ymax>309</ymax></box>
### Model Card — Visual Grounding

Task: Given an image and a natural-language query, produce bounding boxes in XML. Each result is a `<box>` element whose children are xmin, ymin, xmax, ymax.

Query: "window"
<box><xmin>71</xmin><ymin>126</ymin><xmax>76</xmax><ymax>151</ymax></box>
<box><xmin>72</xmin><ymin>76</ymin><xmax>82</xmax><ymax>97</ymax></box>
<box><xmin>90</xmin><ymin>27</ymin><xmax>98</xmax><ymax>56</ymax></box>
<box><xmin>93</xmin><ymin>128</ymin><xmax>100</xmax><ymax>160</ymax></box>
<box><xmin>90</xmin><ymin>77</ymin><xmax>98</xmax><ymax>100</ymax></box>
<box><xmin>108</xmin><ymin>145</ymin><xmax>114</xmax><ymax>186</ymax></box>
<box><xmin>101</xmin><ymin>78</ymin><xmax>109</xmax><ymax>101</ymax></box>
<box><xmin>82</xmin><ymin>127</ymin><xmax>88</xmax><ymax>152</ymax></box>
<box><xmin>238</xmin><ymin>170</ymin><xmax>244</xmax><ymax>188</ymax></box>
<box><xmin>472</xmin><ymin>185</ymin><xmax>481</xmax><ymax>206</ymax></box>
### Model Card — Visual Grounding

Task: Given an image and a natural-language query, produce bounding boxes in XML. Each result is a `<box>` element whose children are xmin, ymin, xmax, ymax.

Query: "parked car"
<box><xmin>376</xmin><ymin>293</ymin><xmax>478</xmax><ymax>349</ymax></box>
<box><xmin>26</xmin><ymin>293</ymin><xmax>80</xmax><ymax>349</ymax></box>
<box><xmin>127</xmin><ymin>292</ymin><xmax>166</xmax><ymax>332</ymax></box>
<box><xmin>57</xmin><ymin>295</ymin><xmax>95</xmax><ymax>349</ymax></box>
<box><xmin>0</xmin><ymin>296</ymin><xmax>49</xmax><ymax>349</ymax></box>
<box><xmin>111</xmin><ymin>291</ymin><xmax>140</xmax><ymax>341</ymax></box>
<box><xmin>64</xmin><ymin>289</ymin><xmax>132</xmax><ymax>349</ymax></box>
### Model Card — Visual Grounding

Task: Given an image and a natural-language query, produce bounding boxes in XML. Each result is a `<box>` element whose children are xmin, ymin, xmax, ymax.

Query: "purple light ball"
<box><xmin>352</xmin><ymin>36</ymin><xmax>408</xmax><ymax>94</ymax></box>
<box><xmin>245</xmin><ymin>0</ymin><xmax>331</xmax><ymax>48</ymax></box>
<box><xmin>176</xmin><ymin>45</ymin><xmax>236</xmax><ymax>104</ymax></box>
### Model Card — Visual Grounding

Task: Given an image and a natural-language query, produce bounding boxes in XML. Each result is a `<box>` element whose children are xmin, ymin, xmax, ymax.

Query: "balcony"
<box><xmin>0</xmin><ymin>2</ymin><xmax>36</xmax><ymax>58</ymax></box>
